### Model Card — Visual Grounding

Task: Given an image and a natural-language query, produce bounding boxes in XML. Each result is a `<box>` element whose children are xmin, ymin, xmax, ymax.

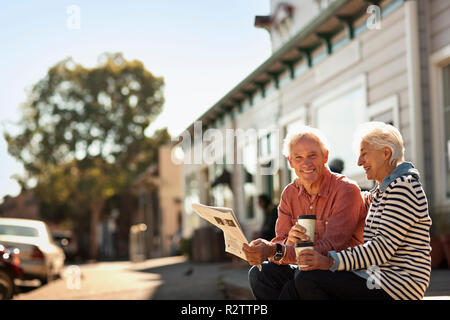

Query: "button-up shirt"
<box><xmin>271</xmin><ymin>167</ymin><xmax>367</xmax><ymax>265</ymax></box>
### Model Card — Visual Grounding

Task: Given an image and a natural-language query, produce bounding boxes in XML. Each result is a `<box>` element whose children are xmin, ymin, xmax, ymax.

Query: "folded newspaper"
<box><xmin>191</xmin><ymin>203</ymin><xmax>249</xmax><ymax>261</ymax></box>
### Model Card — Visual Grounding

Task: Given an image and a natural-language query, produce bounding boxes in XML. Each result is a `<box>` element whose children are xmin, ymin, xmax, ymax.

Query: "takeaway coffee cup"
<box><xmin>297</xmin><ymin>215</ymin><xmax>316</xmax><ymax>242</ymax></box>
<box><xmin>295</xmin><ymin>242</ymin><xmax>314</xmax><ymax>268</ymax></box>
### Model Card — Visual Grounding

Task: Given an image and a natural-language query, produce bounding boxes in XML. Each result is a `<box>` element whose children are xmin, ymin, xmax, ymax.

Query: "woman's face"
<box><xmin>357</xmin><ymin>141</ymin><xmax>391</xmax><ymax>184</ymax></box>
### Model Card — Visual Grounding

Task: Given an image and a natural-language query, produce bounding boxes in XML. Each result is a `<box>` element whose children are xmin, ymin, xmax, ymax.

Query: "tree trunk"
<box><xmin>90</xmin><ymin>198</ymin><xmax>105</xmax><ymax>260</ymax></box>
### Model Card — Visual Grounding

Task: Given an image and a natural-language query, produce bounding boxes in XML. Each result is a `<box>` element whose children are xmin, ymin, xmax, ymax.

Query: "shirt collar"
<box><xmin>378</xmin><ymin>161</ymin><xmax>419</xmax><ymax>193</ymax></box>
<box><xmin>295</xmin><ymin>166</ymin><xmax>332</xmax><ymax>198</ymax></box>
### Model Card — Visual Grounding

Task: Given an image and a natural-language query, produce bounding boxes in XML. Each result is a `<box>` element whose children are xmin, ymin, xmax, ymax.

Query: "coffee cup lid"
<box><xmin>295</xmin><ymin>242</ymin><xmax>314</xmax><ymax>247</ymax></box>
<box><xmin>297</xmin><ymin>215</ymin><xmax>316</xmax><ymax>219</ymax></box>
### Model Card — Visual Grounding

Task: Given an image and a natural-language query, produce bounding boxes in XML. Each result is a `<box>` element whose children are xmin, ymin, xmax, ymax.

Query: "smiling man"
<box><xmin>243</xmin><ymin>126</ymin><xmax>368</xmax><ymax>300</ymax></box>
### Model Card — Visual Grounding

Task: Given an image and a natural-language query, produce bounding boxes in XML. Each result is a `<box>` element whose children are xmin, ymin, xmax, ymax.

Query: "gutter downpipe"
<box><xmin>404</xmin><ymin>0</ymin><xmax>424</xmax><ymax>187</ymax></box>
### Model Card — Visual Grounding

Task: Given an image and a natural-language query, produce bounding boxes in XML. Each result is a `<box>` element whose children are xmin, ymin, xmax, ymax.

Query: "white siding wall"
<box><xmin>269</xmin><ymin>0</ymin><xmax>324</xmax><ymax>52</ymax></box>
<box><xmin>430</xmin><ymin>0</ymin><xmax>450</xmax><ymax>53</ymax></box>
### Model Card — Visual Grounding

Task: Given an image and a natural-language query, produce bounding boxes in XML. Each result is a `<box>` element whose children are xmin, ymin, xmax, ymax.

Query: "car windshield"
<box><xmin>0</xmin><ymin>224</ymin><xmax>39</xmax><ymax>237</ymax></box>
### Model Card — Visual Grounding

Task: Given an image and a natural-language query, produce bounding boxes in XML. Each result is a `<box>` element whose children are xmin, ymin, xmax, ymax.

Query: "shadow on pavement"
<box><xmin>14</xmin><ymin>279</ymin><xmax>42</xmax><ymax>296</ymax></box>
<box><xmin>134</xmin><ymin>261</ymin><xmax>231</xmax><ymax>300</ymax></box>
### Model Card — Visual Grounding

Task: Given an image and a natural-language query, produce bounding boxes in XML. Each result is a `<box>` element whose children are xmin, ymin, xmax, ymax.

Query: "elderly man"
<box><xmin>242</xmin><ymin>126</ymin><xmax>367</xmax><ymax>300</ymax></box>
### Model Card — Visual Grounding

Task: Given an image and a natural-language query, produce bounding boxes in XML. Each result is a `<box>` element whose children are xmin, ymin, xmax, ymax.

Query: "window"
<box><xmin>313</xmin><ymin>78</ymin><xmax>366</xmax><ymax>180</ymax></box>
<box><xmin>430</xmin><ymin>43</ymin><xmax>450</xmax><ymax>205</ymax></box>
<box><xmin>280</xmin><ymin>108</ymin><xmax>307</xmax><ymax>185</ymax></box>
<box><xmin>211</xmin><ymin>184</ymin><xmax>233</xmax><ymax>208</ymax></box>
<box><xmin>285</xmin><ymin>118</ymin><xmax>306</xmax><ymax>182</ymax></box>
<box><xmin>0</xmin><ymin>225</ymin><xmax>39</xmax><ymax>237</ymax></box>
<box><xmin>259</xmin><ymin>133</ymin><xmax>272</xmax><ymax>158</ymax></box>
<box><xmin>184</xmin><ymin>174</ymin><xmax>200</xmax><ymax>216</ymax></box>
<box><xmin>243</xmin><ymin>138</ymin><xmax>257</xmax><ymax>219</ymax></box>
<box><xmin>367</xmin><ymin>95</ymin><xmax>399</xmax><ymax>126</ymax></box>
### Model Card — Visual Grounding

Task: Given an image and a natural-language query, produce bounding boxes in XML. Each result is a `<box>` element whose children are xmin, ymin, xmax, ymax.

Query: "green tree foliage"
<box><xmin>4</xmin><ymin>52</ymin><xmax>170</xmax><ymax>258</ymax></box>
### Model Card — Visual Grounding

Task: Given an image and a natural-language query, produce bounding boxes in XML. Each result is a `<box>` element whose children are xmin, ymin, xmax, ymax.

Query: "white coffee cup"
<box><xmin>295</xmin><ymin>242</ymin><xmax>314</xmax><ymax>268</ymax></box>
<box><xmin>297</xmin><ymin>215</ymin><xmax>316</xmax><ymax>242</ymax></box>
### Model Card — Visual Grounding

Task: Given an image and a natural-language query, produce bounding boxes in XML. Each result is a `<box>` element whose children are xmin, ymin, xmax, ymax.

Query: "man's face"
<box><xmin>288</xmin><ymin>136</ymin><xmax>329</xmax><ymax>186</ymax></box>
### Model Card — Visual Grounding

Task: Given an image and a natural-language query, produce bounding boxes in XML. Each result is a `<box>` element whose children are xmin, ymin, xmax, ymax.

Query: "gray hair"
<box><xmin>282</xmin><ymin>125</ymin><xmax>329</xmax><ymax>158</ymax></box>
<box><xmin>353</xmin><ymin>122</ymin><xmax>405</xmax><ymax>166</ymax></box>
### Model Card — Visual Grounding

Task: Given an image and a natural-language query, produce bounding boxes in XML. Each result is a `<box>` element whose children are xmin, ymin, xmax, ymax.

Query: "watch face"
<box><xmin>273</xmin><ymin>244</ymin><xmax>283</xmax><ymax>261</ymax></box>
<box><xmin>273</xmin><ymin>253</ymin><xmax>283</xmax><ymax>261</ymax></box>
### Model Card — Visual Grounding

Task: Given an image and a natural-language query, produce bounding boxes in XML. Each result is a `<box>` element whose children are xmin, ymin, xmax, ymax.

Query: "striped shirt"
<box><xmin>330</xmin><ymin>174</ymin><xmax>431</xmax><ymax>300</ymax></box>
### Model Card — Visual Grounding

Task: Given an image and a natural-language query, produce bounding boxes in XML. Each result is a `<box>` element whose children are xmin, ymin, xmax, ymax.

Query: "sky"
<box><xmin>0</xmin><ymin>1</ymin><xmax>272</xmax><ymax>201</ymax></box>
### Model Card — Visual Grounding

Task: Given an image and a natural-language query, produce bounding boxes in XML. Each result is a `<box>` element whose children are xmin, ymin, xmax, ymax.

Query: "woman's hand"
<box><xmin>296</xmin><ymin>249</ymin><xmax>334</xmax><ymax>271</ymax></box>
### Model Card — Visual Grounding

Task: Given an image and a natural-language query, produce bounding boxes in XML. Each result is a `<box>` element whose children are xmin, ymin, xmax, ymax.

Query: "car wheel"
<box><xmin>0</xmin><ymin>269</ymin><xmax>14</xmax><ymax>300</ymax></box>
<box><xmin>40</xmin><ymin>269</ymin><xmax>54</xmax><ymax>286</ymax></box>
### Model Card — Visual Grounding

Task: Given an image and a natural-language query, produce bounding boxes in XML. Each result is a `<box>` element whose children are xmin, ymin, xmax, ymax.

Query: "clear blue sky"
<box><xmin>0</xmin><ymin>1</ymin><xmax>271</xmax><ymax>201</ymax></box>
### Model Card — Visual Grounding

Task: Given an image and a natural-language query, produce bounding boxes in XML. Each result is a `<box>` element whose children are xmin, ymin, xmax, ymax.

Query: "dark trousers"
<box><xmin>248</xmin><ymin>262</ymin><xmax>392</xmax><ymax>300</ymax></box>
<box><xmin>248</xmin><ymin>261</ymin><xmax>299</xmax><ymax>300</ymax></box>
<box><xmin>295</xmin><ymin>270</ymin><xmax>393</xmax><ymax>300</ymax></box>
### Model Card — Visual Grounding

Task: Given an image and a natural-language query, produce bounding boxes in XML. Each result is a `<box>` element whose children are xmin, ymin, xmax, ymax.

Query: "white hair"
<box><xmin>282</xmin><ymin>125</ymin><xmax>329</xmax><ymax>158</ymax></box>
<box><xmin>352</xmin><ymin>122</ymin><xmax>405</xmax><ymax>166</ymax></box>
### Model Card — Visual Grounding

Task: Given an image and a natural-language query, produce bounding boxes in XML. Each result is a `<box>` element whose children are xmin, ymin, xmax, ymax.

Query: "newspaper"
<box><xmin>192</xmin><ymin>203</ymin><xmax>265</xmax><ymax>270</ymax></box>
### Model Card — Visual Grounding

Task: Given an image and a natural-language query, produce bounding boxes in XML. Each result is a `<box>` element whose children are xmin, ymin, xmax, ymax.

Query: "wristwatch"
<box><xmin>272</xmin><ymin>243</ymin><xmax>285</xmax><ymax>261</ymax></box>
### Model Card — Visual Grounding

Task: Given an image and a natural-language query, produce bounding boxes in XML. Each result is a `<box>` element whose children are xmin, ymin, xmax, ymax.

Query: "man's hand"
<box><xmin>296</xmin><ymin>249</ymin><xmax>333</xmax><ymax>271</ymax></box>
<box><xmin>286</xmin><ymin>224</ymin><xmax>310</xmax><ymax>246</ymax></box>
<box><xmin>242</xmin><ymin>238</ymin><xmax>276</xmax><ymax>266</ymax></box>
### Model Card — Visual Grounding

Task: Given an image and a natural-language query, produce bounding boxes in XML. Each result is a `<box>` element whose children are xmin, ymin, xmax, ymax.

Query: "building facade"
<box><xmin>132</xmin><ymin>145</ymin><xmax>183</xmax><ymax>258</ymax></box>
<box><xmin>180</xmin><ymin>0</ymin><xmax>450</xmax><ymax>240</ymax></box>
<box><xmin>0</xmin><ymin>190</ymin><xmax>40</xmax><ymax>220</ymax></box>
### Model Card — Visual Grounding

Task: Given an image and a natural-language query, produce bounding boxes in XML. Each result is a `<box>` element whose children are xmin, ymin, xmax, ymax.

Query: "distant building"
<box><xmin>179</xmin><ymin>0</ymin><xmax>450</xmax><ymax>239</ymax></box>
<box><xmin>131</xmin><ymin>144</ymin><xmax>183</xmax><ymax>258</ymax></box>
<box><xmin>0</xmin><ymin>189</ymin><xmax>40</xmax><ymax>220</ymax></box>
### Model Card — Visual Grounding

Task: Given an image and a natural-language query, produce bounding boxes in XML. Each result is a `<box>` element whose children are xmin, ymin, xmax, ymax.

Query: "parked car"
<box><xmin>0</xmin><ymin>244</ymin><xmax>22</xmax><ymax>300</ymax></box>
<box><xmin>52</xmin><ymin>230</ymin><xmax>78</xmax><ymax>262</ymax></box>
<box><xmin>0</xmin><ymin>218</ymin><xmax>65</xmax><ymax>285</ymax></box>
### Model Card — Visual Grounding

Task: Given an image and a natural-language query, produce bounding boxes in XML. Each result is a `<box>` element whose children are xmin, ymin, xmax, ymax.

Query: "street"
<box><xmin>13</xmin><ymin>256</ymin><xmax>234</xmax><ymax>300</ymax></box>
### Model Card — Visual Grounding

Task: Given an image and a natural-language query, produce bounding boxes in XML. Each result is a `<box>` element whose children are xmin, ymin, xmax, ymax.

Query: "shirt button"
<box><xmin>309</xmin><ymin>205</ymin><xmax>313</xmax><ymax>210</ymax></box>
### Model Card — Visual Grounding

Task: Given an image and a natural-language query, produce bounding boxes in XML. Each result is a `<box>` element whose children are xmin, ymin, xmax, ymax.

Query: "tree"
<box><xmin>5</xmin><ymin>52</ymin><xmax>169</xmax><ymax>259</ymax></box>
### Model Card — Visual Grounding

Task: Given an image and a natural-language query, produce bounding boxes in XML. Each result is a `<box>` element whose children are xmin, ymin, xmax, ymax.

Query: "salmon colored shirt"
<box><xmin>270</xmin><ymin>167</ymin><xmax>367</xmax><ymax>265</ymax></box>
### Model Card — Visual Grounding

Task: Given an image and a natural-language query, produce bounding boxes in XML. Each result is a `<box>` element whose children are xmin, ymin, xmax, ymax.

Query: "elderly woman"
<box><xmin>294</xmin><ymin>122</ymin><xmax>431</xmax><ymax>300</ymax></box>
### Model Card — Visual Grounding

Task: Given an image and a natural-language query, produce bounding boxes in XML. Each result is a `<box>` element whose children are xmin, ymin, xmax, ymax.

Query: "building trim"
<box><xmin>311</xmin><ymin>73</ymin><xmax>367</xmax><ymax>108</ymax></box>
<box><xmin>367</xmin><ymin>94</ymin><xmax>400</xmax><ymax>126</ymax></box>
<box><xmin>278</xmin><ymin>105</ymin><xmax>307</xmax><ymax>128</ymax></box>
<box><xmin>404</xmin><ymin>0</ymin><xmax>424</xmax><ymax>184</ymax></box>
